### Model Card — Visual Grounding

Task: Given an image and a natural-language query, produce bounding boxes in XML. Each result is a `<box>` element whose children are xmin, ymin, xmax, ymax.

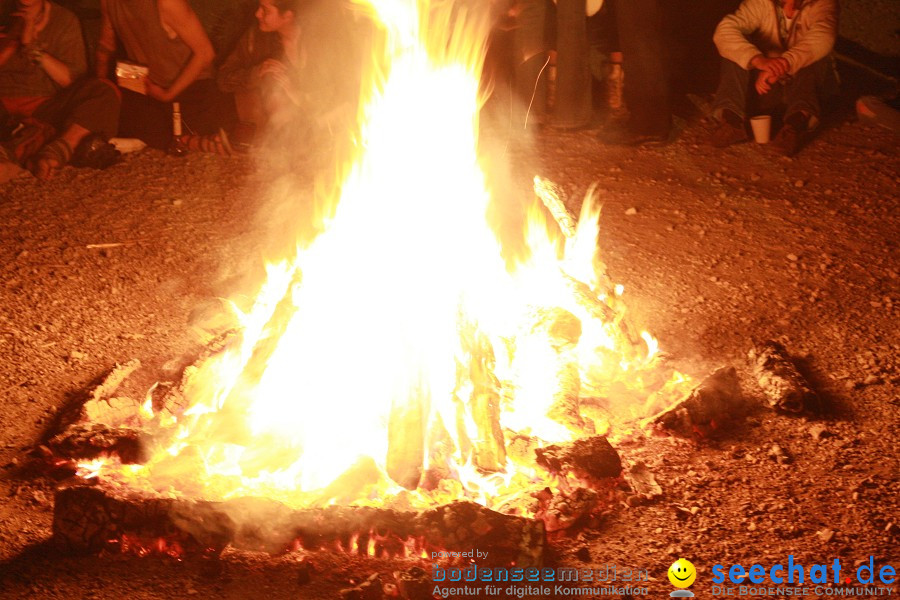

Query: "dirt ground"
<box><xmin>1</xmin><ymin>69</ymin><xmax>899</xmax><ymax>599</ymax></box>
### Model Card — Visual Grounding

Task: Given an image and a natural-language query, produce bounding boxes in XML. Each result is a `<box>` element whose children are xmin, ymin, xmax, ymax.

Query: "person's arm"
<box><xmin>780</xmin><ymin>0</ymin><xmax>837</xmax><ymax>74</ymax></box>
<box><xmin>33</xmin><ymin>11</ymin><xmax>86</xmax><ymax>88</ymax></box>
<box><xmin>95</xmin><ymin>0</ymin><xmax>117</xmax><ymax>80</ymax></box>
<box><xmin>217</xmin><ymin>28</ymin><xmax>262</xmax><ymax>93</ymax></box>
<box><xmin>713</xmin><ymin>0</ymin><xmax>769</xmax><ymax>70</ymax></box>
<box><xmin>32</xmin><ymin>51</ymin><xmax>75</xmax><ymax>86</ymax></box>
<box><xmin>0</xmin><ymin>36</ymin><xmax>19</xmax><ymax>68</ymax></box>
<box><xmin>146</xmin><ymin>0</ymin><xmax>214</xmax><ymax>102</ymax></box>
<box><xmin>0</xmin><ymin>16</ymin><xmax>27</xmax><ymax>68</ymax></box>
<box><xmin>749</xmin><ymin>54</ymin><xmax>789</xmax><ymax>78</ymax></box>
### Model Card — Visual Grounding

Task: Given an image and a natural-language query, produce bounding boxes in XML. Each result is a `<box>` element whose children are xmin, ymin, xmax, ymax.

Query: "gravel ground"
<box><xmin>0</xmin><ymin>94</ymin><xmax>898</xmax><ymax>599</ymax></box>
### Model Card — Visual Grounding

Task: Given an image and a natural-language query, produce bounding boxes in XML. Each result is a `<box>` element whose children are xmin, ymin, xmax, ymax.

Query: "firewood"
<box><xmin>387</xmin><ymin>392</ymin><xmax>428</xmax><ymax>490</ymax></box>
<box><xmin>53</xmin><ymin>485</ymin><xmax>545</xmax><ymax>567</ymax></box>
<box><xmin>47</xmin><ymin>423</ymin><xmax>149</xmax><ymax>464</ymax></box>
<box><xmin>533</xmin><ymin>177</ymin><xmax>578</xmax><ymax>239</ymax></box>
<box><xmin>644</xmin><ymin>367</ymin><xmax>742</xmax><ymax>436</ymax></box>
<box><xmin>534</xmin><ymin>435</ymin><xmax>622</xmax><ymax>484</ymax></box>
<box><xmin>82</xmin><ymin>395</ymin><xmax>144</xmax><ymax>427</ymax></box>
<box><xmin>519</xmin><ymin>308</ymin><xmax>588</xmax><ymax>434</ymax></box>
<box><xmin>529</xmin><ymin>307</ymin><xmax>582</xmax><ymax>349</ymax></box>
<box><xmin>546</xmin><ymin>356</ymin><xmax>590</xmax><ymax>434</ymax></box>
<box><xmin>51</xmin><ymin>359</ymin><xmax>142</xmax><ymax>434</ymax></box>
<box><xmin>156</xmin><ymin>330</ymin><xmax>241</xmax><ymax>415</ymax></box>
<box><xmin>87</xmin><ymin>360</ymin><xmax>142</xmax><ymax>403</ymax></box>
<box><xmin>749</xmin><ymin>341</ymin><xmax>818</xmax><ymax>413</ymax></box>
<box><xmin>532</xmin><ymin>178</ymin><xmax>651</xmax><ymax>363</ymax></box>
<box><xmin>456</xmin><ymin>327</ymin><xmax>506</xmax><ymax>472</ymax></box>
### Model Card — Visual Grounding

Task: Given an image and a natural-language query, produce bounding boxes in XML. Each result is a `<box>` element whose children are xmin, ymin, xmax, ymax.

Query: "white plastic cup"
<box><xmin>750</xmin><ymin>115</ymin><xmax>772</xmax><ymax>144</ymax></box>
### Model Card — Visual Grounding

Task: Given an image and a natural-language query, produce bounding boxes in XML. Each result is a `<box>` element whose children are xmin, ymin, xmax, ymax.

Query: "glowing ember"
<box><xmin>77</xmin><ymin>0</ymin><xmax>691</xmax><ymax>511</ymax></box>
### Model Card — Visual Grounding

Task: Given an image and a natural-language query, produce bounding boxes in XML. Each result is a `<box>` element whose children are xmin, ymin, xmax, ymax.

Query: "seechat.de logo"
<box><xmin>668</xmin><ymin>559</ymin><xmax>697</xmax><ymax>597</ymax></box>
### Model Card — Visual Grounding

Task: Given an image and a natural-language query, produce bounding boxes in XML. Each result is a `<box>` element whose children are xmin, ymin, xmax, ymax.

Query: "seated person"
<box><xmin>218</xmin><ymin>0</ymin><xmax>362</xmax><ymax>154</ymax></box>
<box><xmin>0</xmin><ymin>0</ymin><xmax>120</xmax><ymax>181</ymax></box>
<box><xmin>96</xmin><ymin>0</ymin><xmax>236</xmax><ymax>153</ymax></box>
<box><xmin>710</xmin><ymin>0</ymin><xmax>838</xmax><ymax>156</ymax></box>
<box><xmin>217</xmin><ymin>0</ymin><xmax>297</xmax><ymax>147</ymax></box>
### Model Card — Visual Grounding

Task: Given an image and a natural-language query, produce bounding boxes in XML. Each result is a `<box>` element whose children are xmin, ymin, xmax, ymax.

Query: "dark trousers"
<box><xmin>509</xmin><ymin>0</ymin><xmax>550</xmax><ymax>126</ymax></box>
<box><xmin>554</xmin><ymin>0</ymin><xmax>592</xmax><ymax>128</ymax></box>
<box><xmin>712</xmin><ymin>57</ymin><xmax>832</xmax><ymax>120</ymax></box>
<box><xmin>614</xmin><ymin>0</ymin><xmax>671</xmax><ymax>136</ymax></box>
<box><xmin>118</xmin><ymin>78</ymin><xmax>236</xmax><ymax>150</ymax></box>
<box><xmin>0</xmin><ymin>77</ymin><xmax>120</xmax><ymax>141</ymax></box>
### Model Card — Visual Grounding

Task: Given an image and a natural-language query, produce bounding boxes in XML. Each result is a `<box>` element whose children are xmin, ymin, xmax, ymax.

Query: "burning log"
<box><xmin>420</xmin><ymin>501</ymin><xmax>543</xmax><ymax>567</ymax></box>
<box><xmin>644</xmin><ymin>367</ymin><xmax>742</xmax><ymax>437</ymax></box>
<box><xmin>53</xmin><ymin>484</ymin><xmax>545</xmax><ymax>567</ymax></box>
<box><xmin>546</xmin><ymin>357</ymin><xmax>589</xmax><ymax>434</ymax></box>
<box><xmin>534</xmin><ymin>435</ymin><xmax>622</xmax><ymax>485</ymax></box>
<box><xmin>156</xmin><ymin>330</ymin><xmax>241</xmax><ymax>415</ymax></box>
<box><xmin>522</xmin><ymin>307</ymin><xmax>589</xmax><ymax>433</ymax></box>
<box><xmin>534</xmin><ymin>178</ymin><xmax>578</xmax><ymax>239</ymax></box>
<box><xmin>387</xmin><ymin>392</ymin><xmax>428</xmax><ymax>490</ymax></box>
<box><xmin>529</xmin><ymin>307</ymin><xmax>582</xmax><ymax>349</ymax></box>
<box><xmin>749</xmin><ymin>341</ymin><xmax>818</xmax><ymax>413</ymax></box>
<box><xmin>533</xmin><ymin>178</ymin><xmax>649</xmax><ymax>361</ymax></box>
<box><xmin>454</xmin><ymin>327</ymin><xmax>507</xmax><ymax>472</ymax></box>
<box><xmin>45</xmin><ymin>361</ymin><xmax>152</xmax><ymax>465</ymax></box>
<box><xmin>48</xmin><ymin>423</ymin><xmax>149</xmax><ymax>464</ymax></box>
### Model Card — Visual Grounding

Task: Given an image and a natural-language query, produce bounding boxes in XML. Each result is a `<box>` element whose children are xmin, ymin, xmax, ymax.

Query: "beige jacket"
<box><xmin>713</xmin><ymin>0</ymin><xmax>838</xmax><ymax>75</ymax></box>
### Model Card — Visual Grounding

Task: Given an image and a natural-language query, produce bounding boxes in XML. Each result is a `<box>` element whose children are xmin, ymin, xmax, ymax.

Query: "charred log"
<box><xmin>749</xmin><ymin>341</ymin><xmax>818</xmax><ymax>413</ymax></box>
<box><xmin>534</xmin><ymin>435</ymin><xmax>622</xmax><ymax>484</ymax></box>
<box><xmin>645</xmin><ymin>367</ymin><xmax>742</xmax><ymax>436</ymax></box>
<box><xmin>48</xmin><ymin>423</ymin><xmax>149</xmax><ymax>464</ymax></box>
<box><xmin>53</xmin><ymin>484</ymin><xmax>545</xmax><ymax>567</ymax></box>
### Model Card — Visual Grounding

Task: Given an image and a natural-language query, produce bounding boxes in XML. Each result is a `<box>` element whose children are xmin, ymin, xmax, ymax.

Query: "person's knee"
<box><xmin>89</xmin><ymin>78</ymin><xmax>122</xmax><ymax>105</ymax></box>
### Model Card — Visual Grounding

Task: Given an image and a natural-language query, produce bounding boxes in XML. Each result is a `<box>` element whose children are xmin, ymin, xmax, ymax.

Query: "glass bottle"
<box><xmin>169</xmin><ymin>102</ymin><xmax>187</xmax><ymax>156</ymax></box>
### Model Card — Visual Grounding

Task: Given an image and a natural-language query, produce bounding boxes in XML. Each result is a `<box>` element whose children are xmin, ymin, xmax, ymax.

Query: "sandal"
<box><xmin>177</xmin><ymin>128</ymin><xmax>234</xmax><ymax>156</ymax></box>
<box><xmin>9</xmin><ymin>118</ymin><xmax>57</xmax><ymax>164</ymax></box>
<box><xmin>28</xmin><ymin>138</ymin><xmax>73</xmax><ymax>180</ymax></box>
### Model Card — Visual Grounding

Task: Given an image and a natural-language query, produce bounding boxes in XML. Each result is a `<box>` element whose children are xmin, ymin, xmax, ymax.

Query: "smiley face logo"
<box><xmin>668</xmin><ymin>558</ymin><xmax>697</xmax><ymax>588</ymax></box>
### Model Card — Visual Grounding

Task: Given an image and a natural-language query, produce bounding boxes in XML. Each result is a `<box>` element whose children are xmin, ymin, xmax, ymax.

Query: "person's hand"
<box><xmin>750</xmin><ymin>55</ymin><xmax>790</xmax><ymax>78</ymax></box>
<box><xmin>13</xmin><ymin>8</ymin><xmax>38</xmax><ymax>45</ymax></box>
<box><xmin>145</xmin><ymin>79</ymin><xmax>174</xmax><ymax>102</ymax></box>
<box><xmin>754</xmin><ymin>70</ymin><xmax>779</xmax><ymax>95</ymax></box>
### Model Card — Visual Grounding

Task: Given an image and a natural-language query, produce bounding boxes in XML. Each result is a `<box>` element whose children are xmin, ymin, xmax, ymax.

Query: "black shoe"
<box><xmin>72</xmin><ymin>133</ymin><xmax>121</xmax><ymax>169</ymax></box>
<box><xmin>771</xmin><ymin>112</ymin><xmax>809</xmax><ymax>157</ymax></box>
<box><xmin>709</xmin><ymin>109</ymin><xmax>748</xmax><ymax>148</ymax></box>
<box><xmin>710</xmin><ymin>120</ymin><xmax>749</xmax><ymax>147</ymax></box>
<box><xmin>771</xmin><ymin>124</ymin><xmax>802</xmax><ymax>156</ymax></box>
